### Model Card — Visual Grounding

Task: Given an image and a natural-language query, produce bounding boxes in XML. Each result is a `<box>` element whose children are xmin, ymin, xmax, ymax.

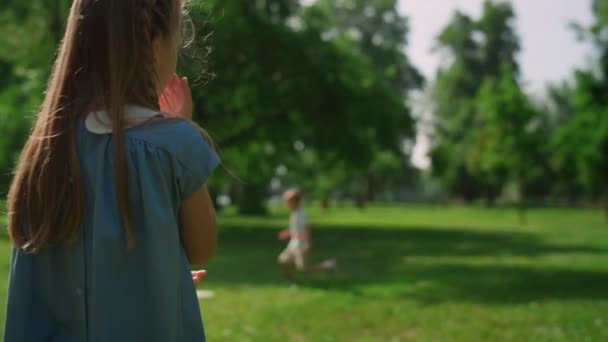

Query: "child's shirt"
<box><xmin>288</xmin><ymin>208</ymin><xmax>308</xmax><ymax>249</ymax></box>
<box><xmin>4</xmin><ymin>106</ymin><xmax>219</xmax><ymax>342</ymax></box>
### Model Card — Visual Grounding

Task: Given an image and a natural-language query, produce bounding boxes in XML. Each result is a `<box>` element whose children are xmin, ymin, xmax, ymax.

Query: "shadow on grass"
<box><xmin>207</xmin><ymin>224</ymin><xmax>608</xmax><ymax>303</ymax></box>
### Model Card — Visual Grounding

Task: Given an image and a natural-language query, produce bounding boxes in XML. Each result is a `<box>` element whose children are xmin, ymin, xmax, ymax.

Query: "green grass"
<box><xmin>1</xmin><ymin>206</ymin><xmax>608</xmax><ymax>341</ymax></box>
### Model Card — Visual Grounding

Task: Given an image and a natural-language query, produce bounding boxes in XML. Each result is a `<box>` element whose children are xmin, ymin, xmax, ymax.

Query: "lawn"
<box><xmin>1</xmin><ymin>206</ymin><xmax>608</xmax><ymax>341</ymax></box>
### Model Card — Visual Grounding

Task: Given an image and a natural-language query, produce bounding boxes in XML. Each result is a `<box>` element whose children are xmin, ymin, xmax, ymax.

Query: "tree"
<box><xmin>431</xmin><ymin>10</ymin><xmax>489</xmax><ymax>202</ymax></box>
<box><xmin>301</xmin><ymin>0</ymin><xmax>422</xmax><ymax>202</ymax></box>
<box><xmin>552</xmin><ymin>0</ymin><xmax>608</xmax><ymax>218</ymax></box>
<box><xmin>0</xmin><ymin>0</ymin><xmax>71</xmax><ymax>191</ymax></box>
<box><xmin>535</xmin><ymin>82</ymin><xmax>585</xmax><ymax>202</ymax></box>
<box><xmin>472</xmin><ymin>66</ymin><xmax>540</xmax><ymax>222</ymax></box>
<box><xmin>0</xmin><ymin>0</ymin><xmax>419</xmax><ymax>213</ymax></box>
<box><xmin>302</xmin><ymin>0</ymin><xmax>423</xmax><ymax>93</ymax></box>
<box><xmin>554</xmin><ymin>72</ymin><xmax>608</xmax><ymax>217</ymax></box>
<box><xmin>430</xmin><ymin>1</ymin><xmax>522</xmax><ymax>205</ymax></box>
<box><xmin>186</xmin><ymin>0</ymin><xmax>417</xmax><ymax>212</ymax></box>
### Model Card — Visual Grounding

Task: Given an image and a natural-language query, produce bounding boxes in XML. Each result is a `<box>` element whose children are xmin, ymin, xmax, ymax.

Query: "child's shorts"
<box><xmin>278</xmin><ymin>246</ymin><xmax>306</xmax><ymax>271</ymax></box>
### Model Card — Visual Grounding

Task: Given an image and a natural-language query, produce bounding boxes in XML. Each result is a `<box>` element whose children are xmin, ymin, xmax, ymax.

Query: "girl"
<box><xmin>4</xmin><ymin>0</ymin><xmax>218</xmax><ymax>341</ymax></box>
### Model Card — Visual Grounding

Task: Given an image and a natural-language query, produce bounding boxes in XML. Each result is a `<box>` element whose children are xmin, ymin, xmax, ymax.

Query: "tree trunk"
<box><xmin>366</xmin><ymin>173</ymin><xmax>376</xmax><ymax>203</ymax></box>
<box><xmin>602</xmin><ymin>180</ymin><xmax>608</xmax><ymax>223</ymax></box>
<box><xmin>320</xmin><ymin>194</ymin><xmax>330</xmax><ymax>211</ymax></box>
<box><xmin>463</xmin><ymin>191</ymin><xmax>475</xmax><ymax>204</ymax></box>
<box><xmin>517</xmin><ymin>182</ymin><xmax>527</xmax><ymax>225</ymax></box>
<box><xmin>355</xmin><ymin>193</ymin><xmax>366</xmax><ymax>211</ymax></box>
<box><xmin>604</xmin><ymin>189</ymin><xmax>608</xmax><ymax>223</ymax></box>
<box><xmin>237</xmin><ymin>182</ymin><xmax>268</xmax><ymax>215</ymax></box>
<box><xmin>485</xmin><ymin>190</ymin><xmax>496</xmax><ymax>207</ymax></box>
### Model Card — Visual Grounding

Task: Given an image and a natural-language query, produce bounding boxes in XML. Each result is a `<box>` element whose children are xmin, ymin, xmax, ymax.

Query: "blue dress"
<box><xmin>4</xmin><ymin>107</ymin><xmax>219</xmax><ymax>342</ymax></box>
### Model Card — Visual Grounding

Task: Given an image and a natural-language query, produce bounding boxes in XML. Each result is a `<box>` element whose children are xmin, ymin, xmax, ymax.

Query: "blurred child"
<box><xmin>4</xmin><ymin>0</ymin><xmax>218</xmax><ymax>341</ymax></box>
<box><xmin>278</xmin><ymin>189</ymin><xmax>336</xmax><ymax>283</ymax></box>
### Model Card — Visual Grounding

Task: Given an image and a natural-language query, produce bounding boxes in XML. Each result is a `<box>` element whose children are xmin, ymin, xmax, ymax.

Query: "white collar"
<box><xmin>85</xmin><ymin>105</ymin><xmax>161</xmax><ymax>134</ymax></box>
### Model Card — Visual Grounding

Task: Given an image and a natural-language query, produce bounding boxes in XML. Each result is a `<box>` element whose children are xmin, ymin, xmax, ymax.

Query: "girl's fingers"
<box><xmin>171</xmin><ymin>73</ymin><xmax>180</xmax><ymax>85</ymax></box>
<box><xmin>165</xmin><ymin>80</ymin><xmax>184</xmax><ymax>101</ymax></box>
<box><xmin>177</xmin><ymin>78</ymin><xmax>189</xmax><ymax>97</ymax></box>
<box><xmin>159</xmin><ymin>95</ymin><xmax>175</xmax><ymax>115</ymax></box>
<box><xmin>160</xmin><ymin>82</ymin><xmax>180</xmax><ymax>113</ymax></box>
<box><xmin>162</xmin><ymin>76</ymin><xmax>180</xmax><ymax>99</ymax></box>
<box><xmin>159</xmin><ymin>74</ymin><xmax>192</xmax><ymax>118</ymax></box>
<box><xmin>193</xmin><ymin>270</ymin><xmax>207</xmax><ymax>278</ymax></box>
<box><xmin>166</xmin><ymin>78</ymin><xmax>180</xmax><ymax>96</ymax></box>
<box><xmin>192</xmin><ymin>270</ymin><xmax>207</xmax><ymax>285</ymax></box>
<box><xmin>159</xmin><ymin>96</ymin><xmax>170</xmax><ymax>114</ymax></box>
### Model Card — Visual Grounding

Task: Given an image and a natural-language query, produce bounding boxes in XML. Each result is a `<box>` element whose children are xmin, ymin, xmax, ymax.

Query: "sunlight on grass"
<box><xmin>0</xmin><ymin>206</ymin><xmax>607</xmax><ymax>341</ymax></box>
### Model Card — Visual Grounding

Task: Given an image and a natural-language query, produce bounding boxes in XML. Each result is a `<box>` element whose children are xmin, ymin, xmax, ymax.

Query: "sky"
<box><xmin>400</xmin><ymin>0</ymin><xmax>594</xmax><ymax>93</ymax></box>
<box><xmin>399</xmin><ymin>0</ymin><xmax>594</xmax><ymax>169</ymax></box>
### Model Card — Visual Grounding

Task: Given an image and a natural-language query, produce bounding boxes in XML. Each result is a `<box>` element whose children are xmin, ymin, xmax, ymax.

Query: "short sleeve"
<box><xmin>172</xmin><ymin>122</ymin><xmax>220</xmax><ymax>200</ymax></box>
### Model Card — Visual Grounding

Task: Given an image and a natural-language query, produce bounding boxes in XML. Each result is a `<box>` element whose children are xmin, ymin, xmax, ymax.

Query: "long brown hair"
<box><xmin>7</xmin><ymin>0</ymin><xmax>183</xmax><ymax>252</ymax></box>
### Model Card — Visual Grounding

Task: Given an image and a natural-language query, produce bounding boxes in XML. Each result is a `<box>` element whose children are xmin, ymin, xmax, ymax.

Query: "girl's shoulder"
<box><xmin>125</xmin><ymin>118</ymin><xmax>220</xmax><ymax>198</ymax></box>
<box><xmin>82</xmin><ymin>108</ymin><xmax>211</xmax><ymax>164</ymax></box>
<box><xmin>79</xmin><ymin>115</ymin><xmax>219</xmax><ymax>193</ymax></box>
<box><xmin>126</xmin><ymin>116</ymin><xmax>206</xmax><ymax>150</ymax></box>
<box><xmin>128</xmin><ymin>118</ymin><xmax>211</xmax><ymax>157</ymax></box>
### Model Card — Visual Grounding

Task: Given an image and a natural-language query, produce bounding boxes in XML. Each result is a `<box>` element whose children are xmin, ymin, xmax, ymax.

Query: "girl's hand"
<box><xmin>278</xmin><ymin>229</ymin><xmax>290</xmax><ymax>240</ymax></box>
<box><xmin>191</xmin><ymin>270</ymin><xmax>207</xmax><ymax>286</ymax></box>
<box><xmin>159</xmin><ymin>74</ymin><xmax>193</xmax><ymax>120</ymax></box>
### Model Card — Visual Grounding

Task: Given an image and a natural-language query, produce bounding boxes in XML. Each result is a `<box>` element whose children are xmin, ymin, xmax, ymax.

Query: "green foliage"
<box><xmin>0</xmin><ymin>0</ymin><xmax>419</xmax><ymax>209</ymax></box>
<box><xmin>552</xmin><ymin>0</ymin><xmax>608</xmax><ymax>214</ymax></box>
<box><xmin>472</xmin><ymin>66</ymin><xmax>541</xmax><ymax>218</ymax></box>
<box><xmin>302</xmin><ymin>0</ymin><xmax>423</xmax><ymax>92</ymax></box>
<box><xmin>0</xmin><ymin>0</ymin><xmax>72</xmax><ymax>192</ymax></box>
<box><xmin>476</xmin><ymin>1</ymin><xmax>520</xmax><ymax>75</ymax></box>
<box><xmin>554</xmin><ymin>72</ymin><xmax>608</xmax><ymax>199</ymax></box>
<box><xmin>300</xmin><ymin>0</ymin><xmax>422</xmax><ymax>201</ymax></box>
<box><xmin>429</xmin><ymin>0</ymin><xmax>600</xmax><ymax>213</ymax></box>
<box><xmin>431</xmin><ymin>1</ymin><xmax>529</xmax><ymax>205</ymax></box>
<box><xmin>185</xmin><ymin>0</ymin><xmax>419</xmax><ymax>210</ymax></box>
<box><xmin>2</xmin><ymin>0</ymin><xmax>604</xmax><ymax>210</ymax></box>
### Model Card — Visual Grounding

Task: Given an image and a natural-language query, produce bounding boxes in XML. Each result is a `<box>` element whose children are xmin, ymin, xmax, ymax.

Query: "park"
<box><xmin>1</xmin><ymin>0</ymin><xmax>607</xmax><ymax>341</ymax></box>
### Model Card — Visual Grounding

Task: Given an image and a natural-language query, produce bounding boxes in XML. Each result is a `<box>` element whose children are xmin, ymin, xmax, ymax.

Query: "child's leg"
<box><xmin>278</xmin><ymin>248</ymin><xmax>295</xmax><ymax>282</ymax></box>
<box><xmin>280</xmin><ymin>262</ymin><xmax>294</xmax><ymax>282</ymax></box>
<box><xmin>295</xmin><ymin>251</ymin><xmax>334</xmax><ymax>273</ymax></box>
<box><xmin>304</xmin><ymin>259</ymin><xmax>336</xmax><ymax>273</ymax></box>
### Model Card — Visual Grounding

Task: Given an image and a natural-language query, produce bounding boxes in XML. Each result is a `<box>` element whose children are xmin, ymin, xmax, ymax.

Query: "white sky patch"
<box><xmin>400</xmin><ymin>0</ymin><xmax>593</xmax><ymax>92</ymax></box>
